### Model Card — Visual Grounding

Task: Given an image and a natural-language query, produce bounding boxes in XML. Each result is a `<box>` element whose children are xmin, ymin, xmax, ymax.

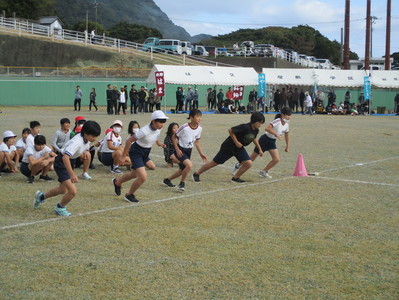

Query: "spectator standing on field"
<box><xmin>89</xmin><ymin>88</ymin><xmax>98</xmax><ymax>111</ymax></box>
<box><xmin>192</xmin><ymin>89</ymin><xmax>199</xmax><ymax>109</ymax></box>
<box><xmin>110</xmin><ymin>85</ymin><xmax>119</xmax><ymax>115</ymax></box>
<box><xmin>106</xmin><ymin>84</ymin><xmax>113</xmax><ymax>115</ymax></box>
<box><xmin>130</xmin><ymin>84</ymin><xmax>138</xmax><ymax>114</ymax></box>
<box><xmin>185</xmin><ymin>86</ymin><xmax>194</xmax><ymax>111</ymax></box>
<box><xmin>299</xmin><ymin>89</ymin><xmax>305</xmax><ymax>113</ymax></box>
<box><xmin>74</xmin><ymin>86</ymin><xmax>82</xmax><ymax>111</ymax></box>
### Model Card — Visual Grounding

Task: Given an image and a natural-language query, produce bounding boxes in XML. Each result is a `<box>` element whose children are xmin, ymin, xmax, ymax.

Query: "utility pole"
<box><xmin>340</xmin><ymin>27</ymin><xmax>344</xmax><ymax>68</ymax></box>
<box><xmin>365</xmin><ymin>0</ymin><xmax>371</xmax><ymax>70</ymax></box>
<box><xmin>370</xmin><ymin>16</ymin><xmax>377</xmax><ymax>58</ymax></box>
<box><xmin>86</xmin><ymin>10</ymin><xmax>88</xmax><ymax>33</ymax></box>
<box><xmin>343</xmin><ymin>0</ymin><xmax>350</xmax><ymax>70</ymax></box>
<box><xmin>93</xmin><ymin>0</ymin><xmax>100</xmax><ymax>33</ymax></box>
<box><xmin>385</xmin><ymin>0</ymin><xmax>391</xmax><ymax>70</ymax></box>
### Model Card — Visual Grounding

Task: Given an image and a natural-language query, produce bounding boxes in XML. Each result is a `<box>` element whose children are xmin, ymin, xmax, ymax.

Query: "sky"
<box><xmin>153</xmin><ymin>0</ymin><xmax>398</xmax><ymax>59</ymax></box>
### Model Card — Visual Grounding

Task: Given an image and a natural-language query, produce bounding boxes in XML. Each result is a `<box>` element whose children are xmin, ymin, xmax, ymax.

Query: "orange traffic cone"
<box><xmin>293</xmin><ymin>153</ymin><xmax>308</xmax><ymax>177</ymax></box>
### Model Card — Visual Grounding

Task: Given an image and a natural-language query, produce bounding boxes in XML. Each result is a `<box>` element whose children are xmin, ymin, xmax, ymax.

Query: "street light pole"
<box><xmin>93</xmin><ymin>0</ymin><xmax>99</xmax><ymax>33</ymax></box>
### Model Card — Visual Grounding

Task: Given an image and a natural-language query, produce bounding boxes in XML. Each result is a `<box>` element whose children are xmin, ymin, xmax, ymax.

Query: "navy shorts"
<box><xmin>129</xmin><ymin>142</ymin><xmax>151</xmax><ymax>170</ymax></box>
<box><xmin>54</xmin><ymin>154</ymin><xmax>76</xmax><ymax>183</ymax></box>
<box><xmin>101</xmin><ymin>152</ymin><xmax>114</xmax><ymax>166</ymax></box>
<box><xmin>213</xmin><ymin>147</ymin><xmax>250</xmax><ymax>165</ymax></box>
<box><xmin>20</xmin><ymin>162</ymin><xmax>40</xmax><ymax>177</ymax></box>
<box><xmin>177</xmin><ymin>146</ymin><xmax>192</xmax><ymax>170</ymax></box>
<box><xmin>254</xmin><ymin>134</ymin><xmax>277</xmax><ymax>154</ymax></box>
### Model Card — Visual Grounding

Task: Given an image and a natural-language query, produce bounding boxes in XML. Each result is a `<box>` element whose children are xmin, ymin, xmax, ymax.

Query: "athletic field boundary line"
<box><xmin>312</xmin><ymin>176</ymin><xmax>399</xmax><ymax>187</ymax></box>
<box><xmin>1</xmin><ymin>177</ymin><xmax>292</xmax><ymax>231</ymax></box>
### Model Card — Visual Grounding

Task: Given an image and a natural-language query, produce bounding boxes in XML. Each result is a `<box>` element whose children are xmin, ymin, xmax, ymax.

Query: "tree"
<box><xmin>72</xmin><ymin>21</ymin><xmax>104</xmax><ymax>34</ymax></box>
<box><xmin>107</xmin><ymin>22</ymin><xmax>162</xmax><ymax>43</ymax></box>
<box><xmin>0</xmin><ymin>0</ymin><xmax>56</xmax><ymax>20</ymax></box>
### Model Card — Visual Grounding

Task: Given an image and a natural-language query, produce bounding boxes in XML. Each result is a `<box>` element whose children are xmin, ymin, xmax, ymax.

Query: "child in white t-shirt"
<box><xmin>112</xmin><ymin>111</ymin><xmax>168</xmax><ymax>203</ymax></box>
<box><xmin>34</xmin><ymin>121</ymin><xmax>101</xmax><ymax>217</ymax></box>
<box><xmin>15</xmin><ymin>128</ymin><xmax>31</xmax><ymax>161</ymax></box>
<box><xmin>162</xmin><ymin>109</ymin><xmax>207</xmax><ymax>191</ymax></box>
<box><xmin>0</xmin><ymin>130</ymin><xmax>19</xmax><ymax>173</ymax></box>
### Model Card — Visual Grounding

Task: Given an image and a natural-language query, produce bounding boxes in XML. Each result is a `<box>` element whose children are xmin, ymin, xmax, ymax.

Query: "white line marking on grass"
<box><xmin>1</xmin><ymin>177</ymin><xmax>292</xmax><ymax>231</ymax></box>
<box><xmin>313</xmin><ymin>176</ymin><xmax>399</xmax><ymax>187</ymax></box>
<box><xmin>320</xmin><ymin>156</ymin><xmax>399</xmax><ymax>173</ymax></box>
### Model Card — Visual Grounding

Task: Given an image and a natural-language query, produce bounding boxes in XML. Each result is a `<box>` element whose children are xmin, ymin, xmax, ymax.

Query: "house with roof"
<box><xmin>39</xmin><ymin>16</ymin><xmax>63</xmax><ymax>35</ymax></box>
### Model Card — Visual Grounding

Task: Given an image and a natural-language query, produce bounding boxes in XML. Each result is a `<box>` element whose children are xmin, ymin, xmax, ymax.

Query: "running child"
<box><xmin>34</xmin><ymin>121</ymin><xmax>101</xmax><ymax>216</ymax></box>
<box><xmin>233</xmin><ymin>107</ymin><xmax>291</xmax><ymax>178</ymax></box>
<box><xmin>192</xmin><ymin>112</ymin><xmax>265</xmax><ymax>183</ymax></box>
<box><xmin>112</xmin><ymin>111</ymin><xmax>168</xmax><ymax>203</ymax></box>
<box><xmin>127</xmin><ymin>120</ymin><xmax>156</xmax><ymax>170</ymax></box>
<box><xmin>21</xmin><ymin>135</ymin><xmax>56</xmax><ymax>183</ymax></box>
<box><xmin>162</xmin><ymin>109</ymin><xmax>207</xmax><ymax>191</ymax></box>
<box><xmin>163</xmin><ymin>122</ymin><xmax>180</xmax><ymax>168</ymax></box>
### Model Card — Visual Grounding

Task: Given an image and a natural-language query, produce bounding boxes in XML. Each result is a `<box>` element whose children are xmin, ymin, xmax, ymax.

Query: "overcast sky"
<box><xmin>153</xmin><ymin>0</ymin><xmax>398</xmax><ymax>58</ymax></box>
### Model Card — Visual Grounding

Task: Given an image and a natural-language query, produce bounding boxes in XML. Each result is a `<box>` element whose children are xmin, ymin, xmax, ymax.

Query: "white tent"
<box><xmin>370</xmin><ymin>70</ymin><xmax>399</xmax><ymax>88</ymax></box>
<box><xmin>262</xmin><ymin>68</ymin><xmax>368</xmax><ymax>87</ymax></box>
<box><xmin>146</xmin><ymin>65</ymin><xmax>259</xmax><ymax>86</ymax></box>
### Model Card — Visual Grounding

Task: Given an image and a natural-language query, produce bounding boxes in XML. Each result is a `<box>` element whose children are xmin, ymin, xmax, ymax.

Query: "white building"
<box><xmin>39</xmin><ymin>16</ymin><xmax>63</xmax><ymax>35</ymax></box>
<box><xmin>349</xmin><ymin>57</ymin><xmax>393</xmax><ymax>70</ymax></box>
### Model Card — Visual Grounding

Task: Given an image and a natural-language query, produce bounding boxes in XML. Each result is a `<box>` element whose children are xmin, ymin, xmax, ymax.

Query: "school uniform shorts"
<box><xmin>54</xmin><ymin>154</ymin><xmax>76</xmax><ymax>183</ymax></box>
<box><xmin>177</xmin><ymin>146</ymin><xmax>192</xmax><ymax>170</ymax></box>
<box><xmin>101</xmin><ymin>152</ymin><xmax>114</xmax><ymax>166</ymax></box>
<box><xmin>129</xmin><ymin>142</ymin><xmax>151</xmax><ymax>170</ymax></box>
<box><xmin>254</xmin><ymin>134</ymin><xmax>277</xmax><ymax>154</ymax></box>
<box><xmin>213</xmin><ymin>147</ymin><xmax>250</xmax><ymax>165</ymax></box>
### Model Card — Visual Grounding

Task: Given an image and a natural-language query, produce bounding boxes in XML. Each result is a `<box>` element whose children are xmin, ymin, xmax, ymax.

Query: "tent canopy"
<box><xmin>262</xmin><ymin>68</ymin><xmax>399</xmax><ymax>89</ymax></box>
<box><xmin>146</xmin><ymin>65</ymin><xmax>259</xmax><ymax>86</ymax></box>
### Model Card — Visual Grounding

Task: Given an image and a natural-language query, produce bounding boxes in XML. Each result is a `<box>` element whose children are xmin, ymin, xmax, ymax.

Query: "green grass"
<box><xmin>0</xmin><ymin>107</ymin><xmax>398</xmax><ymax>299</ymax></box>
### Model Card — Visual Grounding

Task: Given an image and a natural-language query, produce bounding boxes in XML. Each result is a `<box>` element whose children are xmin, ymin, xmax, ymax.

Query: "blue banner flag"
<box><xmin>258</xmin><ymin>73</ymin><xmax>266</xmax><ymax>98</ymax></box>
<box><xmin>364</xmin><ymin>76</ymin><xmax>371</xmax><ymax>100</ymax></box>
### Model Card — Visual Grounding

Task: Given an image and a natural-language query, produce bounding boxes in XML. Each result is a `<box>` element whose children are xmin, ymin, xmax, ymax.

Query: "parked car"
<box><xmin>141</xmin><ymin>37</ymin><xmax>182</xmax><ymax>54</ymax></box>
<box><xmin>204</xmin><ymin>46</ymin><xmax>216</xmax><ymax>56</ymax></box>
<box><xmin>181</xmin><ymin>41</ymin><xmax>192</xmax><ymax>55</ymax></box>
<box><xmin>192</xmin><ymin>45</ymin><xmax>209</xmax><ymax>56</ymax></box>
<box><xmin>254</xmin><ymin>44</ymin><xmax>274</xmax><ymax>57</ymax></box>
<box><xmin>275</xmin><ymin>48</ymin><xmax>286</xmax><ymax>60</ymax></box>
<box><xmin>316</xmin><ymin>59</ymin><xmax>333</xmax><ymax>69</ymax></box>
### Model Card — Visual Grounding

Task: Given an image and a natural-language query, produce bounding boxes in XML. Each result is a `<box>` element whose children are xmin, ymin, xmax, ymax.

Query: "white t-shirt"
<box><xmin>26</xmin><ymin>134</ymin><xmax>36</xmax><ymax>148</ymax></box>
<box><xmin>119</xmin><ymin>92</ymin><xmax>126</xmax><ymax>103</ymax></box>
<box><xmin>176</xmin><ymin>123</ymin><xmax>202</xmax><ymax>149</ymax></box>
<box><xmin>101</xmin><ymin>131</ymin><xmax>122</xmax><ymax>153</ymax></box>
<box><xmin>22</xmin><ymin>145</ymin><xmax>52</xmax><ymax>163</ymax></box>
<box><xmin>134</xmin><ymin>123</ymin><xmax>161</xmax><ymax>148</ymax></box>
<box><xmin>15</xmin><ymin>138</ymin><xmax>27</xmax><ymax>150</ymax></box>
<box><xmin>265</xmin><ymin>118</ymin><xmax>289</xmax><ymax>139</ymax></box>
<box><xmin>0</xmin><ymin>143</ymin><xmax>16</xmax><ymax>153</ymax></box>
<box><xmin>61</xmin><ymin>133</ymin><xmax>90</xmax><ymax>159</ymax></box>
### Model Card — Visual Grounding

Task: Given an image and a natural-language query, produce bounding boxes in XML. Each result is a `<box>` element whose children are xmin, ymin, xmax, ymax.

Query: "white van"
<box><xmin>181</xmin><ymin>41</ymin><xmax>192</xmax><ymax>55</ymax></box>
<box><xmin>316</xmin><ymin>59</ymin><xmax>333</xmax><ymax>69</ymax></box>
<box><xmin>158</xmin><ymin>39</ymin><xmax>182</xmax><ymax>55</ymax></box>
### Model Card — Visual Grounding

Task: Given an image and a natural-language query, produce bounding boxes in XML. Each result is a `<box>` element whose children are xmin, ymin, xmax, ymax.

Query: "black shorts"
<box><xmin>20</xmin><ymin>161</ymin><xmax>42</xmax><ymax>177</ymax></box>
<box><xmin>54</xmin><ymin>154</ymin><xmax>76</xmax><ymax>183</ymax></box>
<box><xmin>101</xmin><ymin>152</ymin><xmax>114</xmax><ymax>166</ymax></box>
<box><xmin>254</xmin><ymin>134</ymin><xmax>277</xmax><ymax>154</ymax></box>
<box><xmin>177</xmin><ymin>146</ymin><xmax>192</xmax><ymax>170</ymax></box>
<box><xmin>129</xmin><ymin>142</ymin><xmax>151</xmax><ymax>170</ymax></box>
<box><xmin>213</xmin><ymin>147</ymin><xmax>250</xmax><ymax>165</ymax></box>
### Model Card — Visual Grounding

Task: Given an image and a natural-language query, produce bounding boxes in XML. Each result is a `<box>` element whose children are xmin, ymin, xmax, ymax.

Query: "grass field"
<box><xmin>0</xmin><ymin>106</ymin><xmax>398</xmax><ymax>299</ymax></box>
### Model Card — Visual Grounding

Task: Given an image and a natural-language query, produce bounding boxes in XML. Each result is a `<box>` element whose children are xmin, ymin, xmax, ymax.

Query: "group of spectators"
<box><xmin>105</xmin><ymin>84</ymin><xmax>162</xmax><ymax>115</ymax></box>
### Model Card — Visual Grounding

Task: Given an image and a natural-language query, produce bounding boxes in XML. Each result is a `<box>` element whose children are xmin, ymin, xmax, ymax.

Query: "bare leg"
<box><xmin>145</xmin><ymin>160</ymin><xmax>156</xmax><ymax>170</ymax></box>
<box><xmin>116</xmin><ymin>169</ymin><xmax>137</xmax><ymax>185</ymax></box>
<box><xmin>234</xmin><ymin>160</ymin><xmax>252</xmax><ymax>179</ymax></box>
<box><xmin>180</xmin><ymin>159</ymin><xmax>193</xmax><ymax>182</ymax></box>
<box><xmin>195</xmin><ymin>160</ymin><xmax>218</xmax><ymax>175</ymax></box>
<box><xmin>263</xmin><ymin>149</ymin><xmax>280</xmax><ymax>172</ymax></box>
<box><xmin>128</xmin><ymin>167</ymin><xmax>147</xmax><ymax>195</ymax></box>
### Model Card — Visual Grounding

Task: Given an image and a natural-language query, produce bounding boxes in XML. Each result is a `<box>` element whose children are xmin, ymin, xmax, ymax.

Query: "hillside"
<box><xmin>55</xmin><ymin>0</ymin><xmax>191</xmax><ymax>42</ymax></box>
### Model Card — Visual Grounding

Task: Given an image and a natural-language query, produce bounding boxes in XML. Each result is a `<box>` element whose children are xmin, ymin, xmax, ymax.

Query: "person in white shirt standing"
<box><xmin>304</xmin><ymin>91</ymin><xmax>313</xmax><ymax>115</ymax></box>
<box><xmin>162</xmin><ymin>109</ymin><xmax>207</xmax><ymax>191</ymax></box>
<box><xmin>112</xmin><ymin>111</ymin><xmax>168</xmax><ymax>203</ymax></box>
<box><xmin>34</xmin><ymin>121</ymin><xmax>101</xmax><ymax>217</ymax></box>
<box><xmin>118</xmin><ymin>86</ymin><xmax>127</xmax><ymax>115</ymax></box>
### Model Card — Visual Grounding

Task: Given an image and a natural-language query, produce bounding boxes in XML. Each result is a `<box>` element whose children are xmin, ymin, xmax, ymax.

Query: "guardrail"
<box><xmin>0</xmin><ymin>66</ymin><xmax>152</xmax><ymax>78</ymax></box>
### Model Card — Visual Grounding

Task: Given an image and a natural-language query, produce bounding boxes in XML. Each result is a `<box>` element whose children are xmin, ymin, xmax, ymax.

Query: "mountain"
<box><xmin>191</xmin><ymin>34</ymin><xmax>213</xmax><ymax>44</ymax></box>
<box><xmin>55</xmin><ymin>0</ymin><xmax>191</xmax><ymax>42</ymax></box>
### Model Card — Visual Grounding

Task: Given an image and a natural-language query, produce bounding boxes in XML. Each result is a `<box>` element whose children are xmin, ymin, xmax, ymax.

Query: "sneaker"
<box><xmin>112</xmin><ymin>178</ymin><xmax>121</xmax><ymax>196</ymax></box>
<box><xmin>27</xmin><ymin>175</ymin><xmax>34</xmax><ymax>184</ymax></box>
<box><xmin>177</xmin><ymin>182</ymin><xmax>185</xmax><ymax>192</ymax></box>
<box><xmin>34</xmin><ymin>190</ymin><xmax>45</xmax><ymax>209</ymax></box>
<box><xmin>192</xmin><ymin>172</ymin><xmax>200</xmax><ymax>182</ymax></box>
<box><xmin>259</xmin><ymin>171</ymin><xmax>272</xmax><ymax>178</ymax></box>
<box><xmin>163</xmin><ymin>178</ymin><xmax>176</xmax><ymax>188</ymax></box>
<box><xmin>111</xmin><ymin>167</ymin><xmax>122</xmax><ymax>174</ymax></box>
<box><xmin>82</xmin><ymin>172</ymin><xmax>92</xmax><ymax>180</ymax></box>
<box><xmin>39</xmin><ymin>174</ymin><xmax>54</xmax><ymax>181</ymax></box>
<box><xmin>231</xmin><ymin>162</ymin><xmax>240</xmax><ymax>175</ymax></box>
<box><xmin>124</xmin><ymin>193</ymin><xmax>139</xmax><ymax>203</ymax></box>
<box><xmin>54</xmin><ymin>206</ymin><xmax>72</xmax><ymax>217</ymax></box>
<box><xmin>231</xmin><ymin>177</ymin><xmax>246</xmax><ymax>183</ymax></box>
